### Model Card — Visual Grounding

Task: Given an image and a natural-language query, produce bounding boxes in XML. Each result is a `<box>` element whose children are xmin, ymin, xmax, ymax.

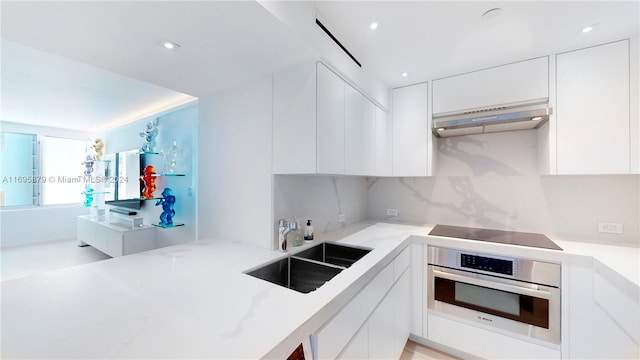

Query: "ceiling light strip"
<box><xmin>315</xmin><ymin>18</ymin><xmax>362</xmax><ymax>68</ymax></box>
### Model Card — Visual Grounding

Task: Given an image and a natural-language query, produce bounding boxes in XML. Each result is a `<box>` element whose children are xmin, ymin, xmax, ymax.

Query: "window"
<box><xmin>0</xmin><ymin>132</ymin><xmax>88</xmax><ymax>207</ymax></box>
<box><xmin>0</xmin><ymin>132</ymin><xmax>38</xmax><ymax>206</ymax></box>
<box><xmin>41</xmin><ymin>136</ymin><xmax>88</xmax><ymax>205</ymax></box>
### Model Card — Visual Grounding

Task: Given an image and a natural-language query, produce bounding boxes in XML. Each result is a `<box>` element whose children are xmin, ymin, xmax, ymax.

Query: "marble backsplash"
<box><xmin>368</xmin><ymin>130</ymin><xmax>640</xmax><ymax>246</ymax></box>
<box><xmin>273</xmin><ymin>175</ymin><xmax>368</xmax><ymax>247</ymax></box>
<box><xmin>273</xmin><ymin>130</ymin><xmax>639</xmax><ymax>246</ymax></box>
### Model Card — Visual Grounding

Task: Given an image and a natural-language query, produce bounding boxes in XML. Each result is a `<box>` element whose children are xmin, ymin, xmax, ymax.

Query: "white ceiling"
<box><xmin>313</xmin><ymin>1</ymin><xmax>640</xmax><ymax>88</ymax></box>
<box><xmin>1</xmin><ymin>39</ymin><xmax>196</xmax><ymax>133</ymax></box>
<box><xmin>1</xmin><ymin>1</ymin><xmax>638</xmax><ymax>132</ymax></box>
<box><xmin>0</xmin><ymin>1</ymin><xmax>317</xmax><ymax>132</ymax></box>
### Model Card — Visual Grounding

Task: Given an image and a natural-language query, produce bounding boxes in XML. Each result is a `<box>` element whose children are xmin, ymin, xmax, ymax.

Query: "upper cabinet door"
<box><xmin>432</xmin><ymin>57</ymin><xmax>549</xmax><ymax>114</ymax></box>
<box><xmin>375</xmin><ymin>106</ymin><xmax>393</xmax><ymax>176</ymax></box>
<box><xmin>361</xmin><ymin>98</ymin><xmax>377</xmax><ymax>176</ymax></box>
<box><xmin>345</xmin><ymin>84</ymin><xmax>365</xmax><ymax>175</ymax></box>
<box><xmin>317</xmin><ymin>62</ymin><xmax>345</xmax><ymax>174</ymax></box>
<box><xmin>272</xmin><ymin>61</ymin><xmax>317</xmax><ymax>174</ymax></box>
<box><xmin>556</xmin><ymin>40</ymin><xmax>630</xmax><ymax>174</ymax></box>
<box><xmin>393</xmin><ymin>83</ymin><xmax>429</xmax><ymax>177</ymax></box>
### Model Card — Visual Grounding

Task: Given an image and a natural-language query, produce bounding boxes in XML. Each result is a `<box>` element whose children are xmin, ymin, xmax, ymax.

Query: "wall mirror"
<box><xmin>104</xmin><ymin>149</ymin><xmax>142</xmax><ymax>209</ymax></box>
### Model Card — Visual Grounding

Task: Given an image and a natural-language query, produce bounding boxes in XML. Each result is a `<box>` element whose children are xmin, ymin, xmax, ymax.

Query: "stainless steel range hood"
<box><xmin>432</xmin><ymin>99</ymin><xmax>552</xmax><ymax>138</ymax></box>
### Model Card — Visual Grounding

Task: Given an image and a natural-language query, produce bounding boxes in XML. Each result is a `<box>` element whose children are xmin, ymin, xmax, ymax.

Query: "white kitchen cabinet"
<box><xmin>592</xmin><ymin>269</ymin><xmax>640</xmax><ymax>359</ymax></box>
<box><xmin>345</xmin><ymin>85</ymin><xmax>376</xmax><ymax>176</ymax></box>
<box><xmin>393</xmin><ymin>268</ymin><xmax>411</xmax><ymax>358</ymax></box>
<box><xmin>392</xmin><ymin>83</ymin><xmax>429</xmax><ymax>176</ymax></box>
<box><xmin>316</xmin><ymin>262</ymin><xmax>394</xmax><ymax>359</ymax></box>
<box><xmin>315</xmin><ymin>246</ymin><xmax>411</xmax><ymax>360</ymax></box>
<box><xmin>564</xmin><ymin>261</ymin><xmax>595</xmax><ymax>359</ymax></box>
<box><xmin>361</xmin><ymin>98</ymin><xmax>377</xmax><ymax>176</ymax></box>
<box><xmin>410</xmin><ymin>243</ymin><xmax>424</xmax><ymax>337</ymax></box>
<box><xmin>555</xmin><ymin>40</ymin><xmax>630</xmax><ymax>174</ymax></box>
<box><xmin>345</xmin><ymin>84</ymin><xmax>364</xmax><ymax>175</ymax></box>
<box><xmin>369</xmin><ymin>267</ymin><xmax>412</xmax><ymax>359</ymax></box>
<box><xmin>368</xmin><ymin>282</ymin><xmax>396</xmax><ymax>359</ymax></box>
<box><xmin>272</xmin><ymin>60</ymin><xmax>317</xmax><ymax>174</ymax></box>
<box><xmin>77</xmin><ymin>215</ymin><xmax>156</xmax><ymax>257</ymax></box>
<box><xmin>273</xmin><ymin>60</ymin><xmax>383</xmax><ymax>176</ymax></box>
<box><xmin>317</xmin><ymin>62</ymin><xmax>346</xmax><ymax>174</ymax></box>
<box><xmin>427</xmin><ymin>314</ymin><xmax>560</xmax><ymax>359</ymax></box>
<box><xmin>338</xmin><ymin>322</ymin><xmax>369</xmax><ymax>360</ymax></box>
<box><xmin>432</xmin><ymin>56</ymin><xmax>549</xmax><ymax>114</ymax></box>
<box><xmin>375</xmin><ymin>106</ymin><xmax>393</xmax><ymax>176</ymax></box>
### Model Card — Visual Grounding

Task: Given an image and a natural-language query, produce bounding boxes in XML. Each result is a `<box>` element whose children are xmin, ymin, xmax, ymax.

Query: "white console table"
<box><xmin>77</xmin><ymin>215</ymin><xmax>156</xmax><ymax>257</ymax></box>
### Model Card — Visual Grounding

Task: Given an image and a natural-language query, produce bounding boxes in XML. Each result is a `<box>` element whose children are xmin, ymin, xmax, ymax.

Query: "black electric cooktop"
<box><xmin>428</xmin><ymin>224</ymin><xmax>563</xmax><ymax>251</ymax></box>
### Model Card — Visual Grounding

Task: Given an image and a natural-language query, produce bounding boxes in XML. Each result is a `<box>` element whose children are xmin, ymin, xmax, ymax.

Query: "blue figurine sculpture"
<box><xmin>155</xmin><ymin>187</ymin><xmax>176</xmax><ymax>227</ymax></box>
<box><xmin>82</xmin><ymin>184</ymin><xmax>94</xmax><ymax>207</ymax></box>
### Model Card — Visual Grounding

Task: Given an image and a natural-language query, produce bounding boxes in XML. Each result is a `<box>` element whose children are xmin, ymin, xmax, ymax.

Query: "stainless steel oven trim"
<box><xmin>426</xmin><ymin>246</ymin><xmax>561</xmax><ymax>345</ymax></box>
<box><xmin>432</xmin><ymin>267</ymin><xmax>552</xmax><ymax>300</ymax></box>
<box><xmin>427</xmin><ymin>246</ymin><xmax>561</xmax><ymax>287</ymax></box>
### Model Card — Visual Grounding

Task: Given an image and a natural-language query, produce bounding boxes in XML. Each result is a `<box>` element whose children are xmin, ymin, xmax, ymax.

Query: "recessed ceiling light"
<box><xmin>369</xmin><ymin>21</ymin><xmax>380</xmax><ymax>30</ymax></box>
<box><xmin>482</xmin><ymin>8</ymin><xmax>503</xmax><ymax>20</ymax></box>
<box><xmin>401</xmin><ymin>72</ymin><xmax>408</xmax><ymax>77</ymax></box>
<box><xmin>581</xmin><ymin>23</ymin><xmax>599</xmax><ymax>33</ymax></box>
<box><xmin>437</xmin><ymin>128</ymin><xmax>445</xmax><ymax>132</ymax></box>
<box><xmin>531</xmin><ymin>116</ymin><xmax>543</xmax><ymax>121</ymax></box>
<box><xmin>160</xmin><ymin>40</ymin><xmax>181</xmax><ymax>50</ymax></box>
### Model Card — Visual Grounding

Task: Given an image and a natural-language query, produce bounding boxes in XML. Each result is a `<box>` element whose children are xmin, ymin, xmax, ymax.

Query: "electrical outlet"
<box><xmin>338</xmin><ymin>213</ymin><xmax>346</xmax><ymax>223</ymax></box>
<box><xmin>386</xmin><ymin>208</ymin><xmax>399</xmax><ymax>217</ymax></box>
<box><xmin>598</xmin><ymin>222</ymin><xmax>623</xmax><ymax>234</ymax></box>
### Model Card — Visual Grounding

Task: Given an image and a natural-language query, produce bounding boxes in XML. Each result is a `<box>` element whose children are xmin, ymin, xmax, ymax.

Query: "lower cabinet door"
<box><xmin>393</xmin><ymin>269</ymin><xmax>411</xmax><ymax>359</ymax></box>
<box><xmin>369</xmin><ymin>288</ymin><xmax>395</xmax><ymax>359</ymax></box>
<box><xmin>593</xmin><ymin>304</ymin><xmax>640</xmax><ymax>359</ymax></box>
<box><xmin>338</xmin><ymin>322</ymin><xmax>369</xmax><ymax>360</ymax></box>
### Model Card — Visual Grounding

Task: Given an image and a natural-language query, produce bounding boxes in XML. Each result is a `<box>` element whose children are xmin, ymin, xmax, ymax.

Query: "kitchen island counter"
<box><xmin>2</xmin><ymin>222</ymin><xmax>637</xmax><ymax>359</ymax></box>
<box><xmin>1</xmin><ymin>222</ymin><xmax>425</xmax><ymax>359</ymax></box>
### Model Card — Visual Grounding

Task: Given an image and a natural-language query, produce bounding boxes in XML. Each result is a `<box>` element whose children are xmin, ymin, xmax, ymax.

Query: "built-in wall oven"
<box><xmin>427</xmin><ymin>246</ymin><xmax>561</xmax><ymax>345</ymax></box>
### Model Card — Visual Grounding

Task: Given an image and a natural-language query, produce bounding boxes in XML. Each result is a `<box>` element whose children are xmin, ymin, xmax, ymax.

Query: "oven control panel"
<box><xmin>460</xmin><ymin>253</ymin><xmax>514</xmax><ymax>276</ymax></box>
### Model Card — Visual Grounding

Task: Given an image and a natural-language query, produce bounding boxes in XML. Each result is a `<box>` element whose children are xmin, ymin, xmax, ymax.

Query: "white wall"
<box><xmin>273</xmin><ymin>175</ymin><xmax>368</xmax><ymax>248</ymax></box>
<box><xmin>1</xmin><ymin>206</ymin><xmax>89</xmax><ymax>247</ymax></box>
<box><xmin>100</xmin><ymin>103</ymin><xmax>198</xmax><ymax>248</ymax></box>
<box><xmin>198</xmin><ymin>75</ymin><xmax>273</xmax><ymax>248</ymax></box>
<box><xmin>367</xmin><ymin>130</ymin><xmax>640</xmax><ymax>246</ymax></box>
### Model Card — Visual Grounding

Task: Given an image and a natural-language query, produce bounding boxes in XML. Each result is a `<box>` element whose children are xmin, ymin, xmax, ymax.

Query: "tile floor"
<box><xmin>1</xmin><ymin>240</ymin><xmax>458</xmax><ymax>359</ymax></box>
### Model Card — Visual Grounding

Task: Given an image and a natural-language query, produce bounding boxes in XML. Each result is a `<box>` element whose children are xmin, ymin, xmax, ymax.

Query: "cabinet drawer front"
<box><xmin>393</xmin><ymin>246</ymin><xmax>411</xmax><ymax>281</ymax></box>
<box><xmin>427</xmin><ymin>314</ymin><xmax>560</xmax><ymax>359</ymax></box>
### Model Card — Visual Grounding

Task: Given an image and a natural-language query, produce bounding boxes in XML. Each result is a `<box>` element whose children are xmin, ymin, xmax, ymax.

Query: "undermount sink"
<box><xmin>245</xmin><ymin>242</ymin><xmax>372</xmax><ymax>293</ymax></box>
<box><xmin>294</xmin><ymin>242</ymin><xmax>371</xmax><ymax>268</ymax></box>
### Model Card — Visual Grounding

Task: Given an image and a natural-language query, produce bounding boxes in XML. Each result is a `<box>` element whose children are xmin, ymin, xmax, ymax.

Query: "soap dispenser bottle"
<box><xmin>304</xmin><ymin>220</ymin><xmax>314</xmax><ymax>242</ymax></box>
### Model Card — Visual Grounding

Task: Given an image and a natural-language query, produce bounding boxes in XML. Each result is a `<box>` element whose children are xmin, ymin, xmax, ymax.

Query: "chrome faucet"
<box><xmin>278</xmin><ymin>217</ymin><xmax>298</xmax><ymax>252</ymax></box>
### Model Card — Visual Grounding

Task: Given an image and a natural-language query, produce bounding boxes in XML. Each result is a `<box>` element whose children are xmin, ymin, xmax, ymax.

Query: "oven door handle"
<box><xmin>432</xmin><ymin>268</ymin><xmax>552</xmax><ymax>300</ymax></box>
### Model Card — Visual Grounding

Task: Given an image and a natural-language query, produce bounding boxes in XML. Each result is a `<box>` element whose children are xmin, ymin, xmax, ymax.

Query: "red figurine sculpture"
<box><xmin>140</xmin><ymin>165</ymin><xmax>157</xmax><ymax>199</ymax></box>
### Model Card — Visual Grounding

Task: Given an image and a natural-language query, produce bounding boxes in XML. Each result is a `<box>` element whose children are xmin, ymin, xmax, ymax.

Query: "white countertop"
<box><xmin>0</xmin><ymin>222</ymin><xmax>420</xmax><ymax>359</ymax></box>
<box><xmin>1</xmin><ymin>222</ymin><xmax>638</xmax><ymax>359</ymax></box>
